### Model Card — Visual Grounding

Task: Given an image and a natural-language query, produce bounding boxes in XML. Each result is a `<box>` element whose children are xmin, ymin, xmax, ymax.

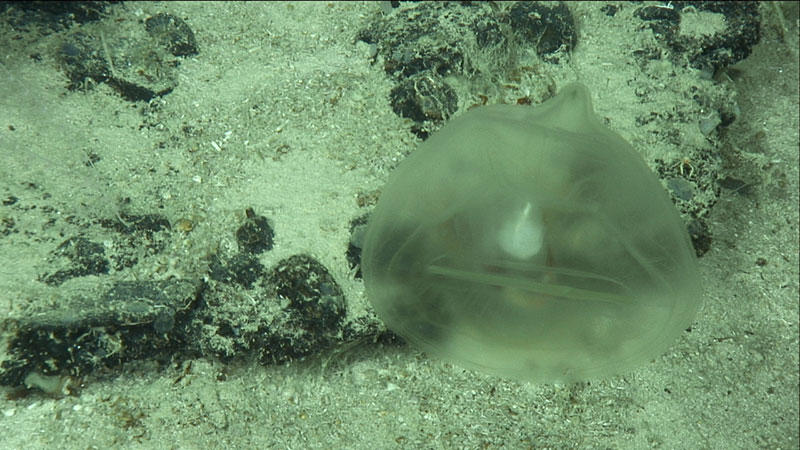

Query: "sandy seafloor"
<box><xmin>0</xmin><ymin>2</ymin><xmax>797</xmax><ymax>449</ymax></box>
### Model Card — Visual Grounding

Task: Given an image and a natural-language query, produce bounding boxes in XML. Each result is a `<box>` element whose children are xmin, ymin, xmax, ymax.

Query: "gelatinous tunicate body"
<box><xmin>362</xmin><ymin>83</ymin><xmax>702</xmax><ymax>382</ymax></box>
